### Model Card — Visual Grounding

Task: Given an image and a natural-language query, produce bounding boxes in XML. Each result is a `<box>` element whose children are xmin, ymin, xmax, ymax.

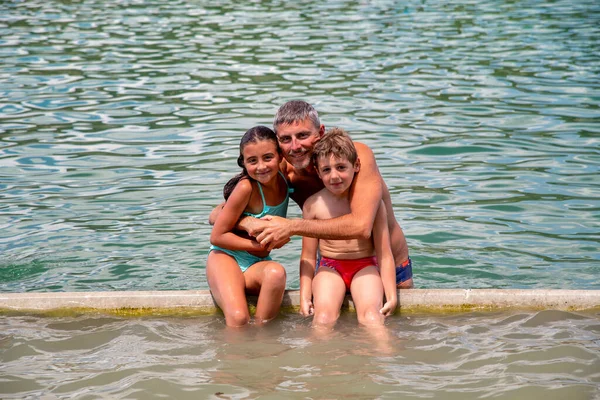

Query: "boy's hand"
<box><xmin>300</xmin><ymin>297</ymin><xmax>314</xmax><ymax>317</ymax></box>
<box><xmin>380</xmin><ymin>299</ymin><xmax>397</xmax><ymax>317</ymax></box>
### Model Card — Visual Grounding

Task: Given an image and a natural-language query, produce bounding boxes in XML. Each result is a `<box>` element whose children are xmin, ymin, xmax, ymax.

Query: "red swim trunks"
<box><xmin>318</xmin><ymin>255</ymin><xmax>378</xmax><ymax>291</ymax></box>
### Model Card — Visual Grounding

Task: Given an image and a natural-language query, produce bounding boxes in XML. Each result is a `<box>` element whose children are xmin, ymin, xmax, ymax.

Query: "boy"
<box><xmin>299</xmin><ymin>127</ymin><xmax>397</xmax><ymax>327</ymax></box>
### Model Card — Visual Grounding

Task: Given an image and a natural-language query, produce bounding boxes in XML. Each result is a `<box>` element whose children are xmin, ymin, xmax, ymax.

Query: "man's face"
<box><xmin>275</xmin><ymin>119</ymin><xmax>323</xmax><ymax>170</ymax></box>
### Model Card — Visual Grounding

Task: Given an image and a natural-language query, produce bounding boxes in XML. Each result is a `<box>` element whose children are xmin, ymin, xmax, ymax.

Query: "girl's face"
<box><xmin>242</xmin><ymin>139</ymin><xmax>281</xmax><ymax>185</ymax></box>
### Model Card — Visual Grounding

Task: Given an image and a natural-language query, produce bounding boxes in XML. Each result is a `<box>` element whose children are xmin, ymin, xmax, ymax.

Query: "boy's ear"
<box><xmin>314</xmin><ymin>160</ymin><xmax>322</xmax><ymax>179</ymax></box>
<box><xmin>354</xmin><ymin>157</ymin><xmax>361</xmax><ymax>172</ymax></box>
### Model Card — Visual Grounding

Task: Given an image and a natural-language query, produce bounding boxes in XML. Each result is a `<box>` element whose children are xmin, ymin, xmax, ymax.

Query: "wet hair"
<box><xmin>312</xmin><ymin>127</ymin><xmax>358</xmax><ymax>167</ymax></box>
<box><xmin>273</xmin><ymin>100</ymin><xmax>321</xmax><ymax>133</ymax></box>
<box><xmin>223</xmin><ymin>126</ymin><xmax>279</xmax><ymax>200</ymax></box>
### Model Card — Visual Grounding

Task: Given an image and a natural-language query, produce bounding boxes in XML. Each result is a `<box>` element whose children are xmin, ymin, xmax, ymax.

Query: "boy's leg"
<box><xmin>206</xmin><ymin>251</ymin><xmax>250</xmax><ymax>327</ymax></box>
<box><xmin>244</xmin><ymin>261</ymin><xmax>287</xmax><ymax>324</ymax></box>
<box><xmin>311</xmin><ymin>267</ymin><xmax>347</xmax><ymax>327</ymax></box>
<box><xmin>350</xmin><ymin>265</ymin><xmax>385</xmax><ymax>326</ymax></box>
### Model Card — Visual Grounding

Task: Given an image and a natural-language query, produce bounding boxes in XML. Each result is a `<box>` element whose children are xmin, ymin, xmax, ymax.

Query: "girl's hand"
<box><xmin>380</xmin><ymin>299</ymin><xmax>397</xmax><ymax>317</ymax></box>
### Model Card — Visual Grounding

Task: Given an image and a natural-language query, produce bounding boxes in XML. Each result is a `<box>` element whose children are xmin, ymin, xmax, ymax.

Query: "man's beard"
<box><xmin>287</xmin><ymin>151</ymin><xmax>311</xmax><ymax>170</ymax></box>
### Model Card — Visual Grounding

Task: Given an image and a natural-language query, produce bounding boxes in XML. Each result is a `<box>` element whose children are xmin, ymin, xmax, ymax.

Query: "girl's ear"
<box><xmin>354</xmin><ymin>158</ymin><xmax>361</xmax><ymax>172</ymax></box>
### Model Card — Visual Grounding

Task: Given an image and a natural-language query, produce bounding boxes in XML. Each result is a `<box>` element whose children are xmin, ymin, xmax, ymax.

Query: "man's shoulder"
<box><xmin>354</xmin><ymin>141</ymin><xmax>374</xmax><ymax>156</ymax></box>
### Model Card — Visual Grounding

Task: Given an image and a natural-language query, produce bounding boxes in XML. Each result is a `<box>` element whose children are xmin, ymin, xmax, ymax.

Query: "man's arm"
<box><xmin>208</xmin><ymin>202</ymin><xmax>225</xmax><ymax>226</ymax></box>
<box><xmin>256</xmin><ymin>142</ymin><xmax>384</xmax><ymax>247</ymax></box>
<box><xmin>372</xmin><ymin>201</ymin><xmax>397</xmax><ymax>316</ymax></box>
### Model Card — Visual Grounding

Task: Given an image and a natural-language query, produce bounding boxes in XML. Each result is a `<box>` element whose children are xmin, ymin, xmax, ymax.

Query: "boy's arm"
<box><xmin>299</xmin><ymin>236</ymin><xmax>318</xmax><ymax>317</ymax></box>
<box><xmin>373</xmin><ymin>201</ymin><xmax>397</xmax><ymax>317</ymax></box>
<box><xmin>298</xmin><ymin>200</ymin><xmax>318</xmax><ymax>317</ymax></box>
<box><xmin>210</xmin><ymin>180</ymin><xmax>266</xmax><ymax>252</ymax></box>
<box><xmin>256</xmin><ymin>142</ymin><xmax>383</xmax><ymax>248</ymax></box>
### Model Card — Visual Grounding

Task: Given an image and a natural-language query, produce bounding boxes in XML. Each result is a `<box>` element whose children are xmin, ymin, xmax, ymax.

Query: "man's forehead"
<box><xmin>276</xmin><ymin>120</ymin><xmax>317</xmax><ymax>135</ymax></box>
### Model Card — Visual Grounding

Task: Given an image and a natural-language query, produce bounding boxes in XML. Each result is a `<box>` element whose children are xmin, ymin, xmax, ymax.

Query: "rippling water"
<box><xmin>0</xmin><ymin>0</ymin><xmax>599</xmax><ymax>292</ymax></box>
<box><xmin>1</xmin><ymin>311</ymin><xmax>599</xmax><ymax>398</ymax></box>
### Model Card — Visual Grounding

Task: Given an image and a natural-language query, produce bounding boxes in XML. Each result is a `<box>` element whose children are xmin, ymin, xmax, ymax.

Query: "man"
<box><xmin>210</xmin><ymin>100</ymin><xmax>413</xmax><ymax>288</ymax></box>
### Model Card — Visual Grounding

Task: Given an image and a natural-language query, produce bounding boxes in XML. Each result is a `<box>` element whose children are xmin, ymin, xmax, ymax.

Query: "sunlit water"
<box><xmin>2</xmin><ymin>1</ymin><xmax>600</xmax><ymax>397</ymax></box>
<box><xmin>1</xmin><ymin>310</ymin><xmax>599</xmax><ymax>399</ymax></box>
<box><xmin>1</xmin><ymin>0</ymin><xmax>599</xmax><ymax>292</ymax></box>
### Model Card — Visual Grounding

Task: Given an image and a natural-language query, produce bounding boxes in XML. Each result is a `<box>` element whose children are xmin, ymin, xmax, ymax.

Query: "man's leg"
<box><xmin>396</xmin><ymin>257</ymin><xmax>414</xmax><ymax>289</ymax></box>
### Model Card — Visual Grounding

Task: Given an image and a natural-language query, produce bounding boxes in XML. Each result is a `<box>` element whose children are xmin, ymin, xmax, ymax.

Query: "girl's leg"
<box><xmin>244</xmin><ymin>261</ymin><xmax>286</xmax><ymax>324</ymax></box>
<box><xmin>350</xmin><ymin>265</ymin><xmax>385</xmax><ymax>326</ymax></box>
<box><xmin>311</xmin><ymin>267</ymin><xmax>347</xmax><ymax>327</ymax></box>
<box><xmin>206</xmin><ymin>251</ymin><xmax>250</xmax><ymax>327</ymax></box>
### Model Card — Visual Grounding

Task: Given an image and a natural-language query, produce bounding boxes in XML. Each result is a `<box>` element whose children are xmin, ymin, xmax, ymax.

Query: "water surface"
<box><xmin>1</xmin><ymin>310</ymin><xmax>599</xmax><ymax>399</ymax></box>
<box><xmin>0</xmin><ymin>0</ymin><xmax>599</xmax><ymax>292</ymax></box>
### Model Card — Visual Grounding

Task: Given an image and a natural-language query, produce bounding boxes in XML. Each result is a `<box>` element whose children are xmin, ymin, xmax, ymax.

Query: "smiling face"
<box><xmin>315</xmin><ymin>154</ymin><xmax>360</xmax><ymax>197</ymax></box>
<box><xmin>242</xmin><ymin>139</ymin><xmax>281</xmax><ymax>185</ymax></box>
<box><xmin>275</xmin><ymin>118</ymin><xmax>323</xmax><ymax>170</ymax></box>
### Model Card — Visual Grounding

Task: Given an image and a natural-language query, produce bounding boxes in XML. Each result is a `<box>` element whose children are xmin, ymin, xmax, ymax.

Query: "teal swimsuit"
<box><xmin>210</xmin><ymin>172</ymin><xmax>292</xmax><ymax>272</ymax></box>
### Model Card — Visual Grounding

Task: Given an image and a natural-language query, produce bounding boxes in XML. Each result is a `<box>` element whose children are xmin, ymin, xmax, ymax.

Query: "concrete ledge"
<box><xmin>1</xmin><ymin>289</ymin><xmax>599</xmax><ymax>316</ymax></box>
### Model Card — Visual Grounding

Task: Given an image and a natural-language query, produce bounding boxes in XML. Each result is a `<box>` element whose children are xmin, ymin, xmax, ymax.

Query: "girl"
<box><xmin>207</xmin><ymin>126</ymin><xmax>291</xmax><ymax>327</ymax></box>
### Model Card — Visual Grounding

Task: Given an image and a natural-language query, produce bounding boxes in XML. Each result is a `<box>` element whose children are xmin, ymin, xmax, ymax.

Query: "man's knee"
<box><xmin>397</xmin><ymin>277</ymin><xmax>414</xmax><ymax>289</ymax></box>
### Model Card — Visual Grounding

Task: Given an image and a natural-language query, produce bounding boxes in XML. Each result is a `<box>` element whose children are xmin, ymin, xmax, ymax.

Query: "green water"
<box><xmin>0</xmin><ymin>0</ymin><xmax>599</xmax><ymax>292</ymax></box>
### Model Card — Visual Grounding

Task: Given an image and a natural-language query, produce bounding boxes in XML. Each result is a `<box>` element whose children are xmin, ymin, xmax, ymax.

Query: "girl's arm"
<box><xmin>373</xmin><ymin>200</ymin><xmax>397</xmax><ymax>317</ymax></box>
<box><xmin>210</xmin><ymin>179</ymin><xmax>265</xmax><ymax>252</ymax></box>
<box><xmin>298</xmin><ymin>200</ymin><xmax>318</xmax><ymax>316</ymax></box>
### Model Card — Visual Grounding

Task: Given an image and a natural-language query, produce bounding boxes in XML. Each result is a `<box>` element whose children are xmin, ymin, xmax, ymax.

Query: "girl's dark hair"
<box><xmin>223</xmin><ymin>126</ymin><xmax>279</xmax><ymax>200</ymax></box>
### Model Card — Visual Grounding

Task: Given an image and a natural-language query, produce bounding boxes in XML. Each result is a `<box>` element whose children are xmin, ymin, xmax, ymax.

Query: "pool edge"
<box><xmin>1</xmin><ymin>289</ymin><xmax>599</xmax><ymax>316</ymax></box>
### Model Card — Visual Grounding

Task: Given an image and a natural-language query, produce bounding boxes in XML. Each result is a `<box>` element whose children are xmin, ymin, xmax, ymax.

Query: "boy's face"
<box><xmin>315</xmin><ymin>154</ymin><xmax>360</xmax><ymax>196</ymax></box>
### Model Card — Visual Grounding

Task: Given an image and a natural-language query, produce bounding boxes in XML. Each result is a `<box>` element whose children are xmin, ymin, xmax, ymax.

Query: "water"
<box><xmin>0</xmin><ymin>0</ymin><xmax>599</xmax><ymax>292</ymax></box>
<box><xmin>1</xmin><ymin>310</ymin><xmax>599</xmax><ymax>398</ymax></box>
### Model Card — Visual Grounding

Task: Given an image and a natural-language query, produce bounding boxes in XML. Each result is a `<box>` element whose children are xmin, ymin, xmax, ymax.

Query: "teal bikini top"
<box><xmin>243</xmin><ymin>171</ymin><xmax>293</xmax><ymax>219</ymax></box>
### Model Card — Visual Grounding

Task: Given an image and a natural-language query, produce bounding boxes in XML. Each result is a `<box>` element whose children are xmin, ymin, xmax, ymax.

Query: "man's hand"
<box><xmin>208</xmin><ymin>202</ymin><xmax>225</xmax><ymax>226</ymax></box>
<box><xmin>236</xmin><ymin>216</ymin><xmax>269</xmax><ymax>237</ymax></box>
<box><xmin>255</xmin><ymin>215</ymin><xmax>294</xmax><ymax>251</ymax></box>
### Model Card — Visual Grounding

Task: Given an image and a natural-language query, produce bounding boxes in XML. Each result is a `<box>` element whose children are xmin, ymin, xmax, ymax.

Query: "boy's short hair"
<box><xmin>312</xmin><ymin>127</ymin><xmax>358</xmax><ymax>166</ymax></box>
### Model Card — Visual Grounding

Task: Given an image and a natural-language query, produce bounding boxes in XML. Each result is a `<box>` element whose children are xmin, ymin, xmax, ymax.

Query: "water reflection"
<box><xmin>0</xmin><ymin>0</ymin><xmax>599</xmax><ymax>292</ymax></box>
